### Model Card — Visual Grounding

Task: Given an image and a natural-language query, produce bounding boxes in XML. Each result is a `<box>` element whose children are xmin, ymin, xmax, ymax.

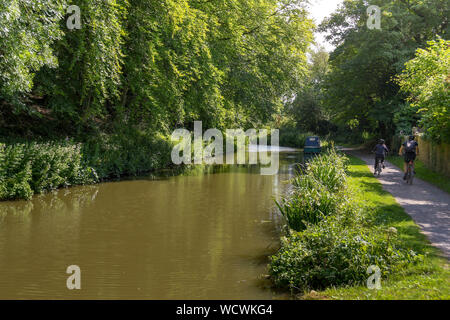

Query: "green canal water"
<box><xmin>0</xmin><ymin>151</ymin><xmax>302</xmax><ymax>299</ymax></box>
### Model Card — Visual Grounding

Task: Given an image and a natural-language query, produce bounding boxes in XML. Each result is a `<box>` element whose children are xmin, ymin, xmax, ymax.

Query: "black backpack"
<box><xmin>404</xmin><ymin>141</ymin><xmax>416</xmax><ymax>153</ymax></box>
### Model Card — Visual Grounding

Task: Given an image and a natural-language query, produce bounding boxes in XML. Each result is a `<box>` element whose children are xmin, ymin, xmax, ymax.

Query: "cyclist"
<box><xmin>372</xmin><ymin>139</ymin><xmax>389</xmax><ymax>174</ymax></box>
<box><xmin>398</xmin><ymin>135</ymin><xmax>419</xmax><ymax>180</ymax></box>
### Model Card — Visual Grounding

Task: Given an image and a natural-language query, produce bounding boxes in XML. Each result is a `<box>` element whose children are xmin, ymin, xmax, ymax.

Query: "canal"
<box><xmin>0</xmin><ymin>150</ymin><xmax>301</xmax><ymax>299</ymax></box>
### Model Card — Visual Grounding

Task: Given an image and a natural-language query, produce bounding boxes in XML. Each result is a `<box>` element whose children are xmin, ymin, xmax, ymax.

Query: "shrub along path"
<box><xmin>346</xmin><ymin>149</ymin><xmax>450</xmax><ymax>259</ymax></box>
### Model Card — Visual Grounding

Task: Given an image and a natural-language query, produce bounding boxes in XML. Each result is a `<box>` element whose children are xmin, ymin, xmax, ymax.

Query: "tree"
<box><xmin>397</xmin><ymin>39</ymin><xmax>450</xmax><ymax>143</ymax></box>
<box><xmin>288</xmin><ymin>46</ymin><xmax>332</xmax><ymax>134</ymax></box>
<box><xmin>319</xmin><ymin>0</ymin><xmax>449</xmax><ymax>139</ymax></box>
<box><xmin>36</xmin><ymin>0</ymin><xmax>126</xmax><ymax>130</ymax></box>
<box><xmin>1</xmin><ymin>0</ymin><xmax>315</xmax><ymax>136</ymax></box>
<box><xmin>0</xmin><ymin>0</ymin><xmax>64</xmax><ymax>108</ymax></box>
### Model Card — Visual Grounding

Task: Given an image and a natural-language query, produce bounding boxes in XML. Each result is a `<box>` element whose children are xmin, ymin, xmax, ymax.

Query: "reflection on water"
<box><xmin>0</xmin><ymin>152</ymin><xmax>301</xmax><ymax>299</ymax></box>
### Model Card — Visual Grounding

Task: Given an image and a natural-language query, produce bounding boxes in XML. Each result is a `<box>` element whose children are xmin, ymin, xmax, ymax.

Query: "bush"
<box><xmin>0</xmin><ymin>129</ymin><xmax>175</xmax><ymax>201</ymax></box>
<box><xmin>270</xmin><ymin>218</ymin><xmax>418</xmax><ymax>290</ymax></box>
<box><xmin>0</xmin><ymin>141</ymin><xmax>95</xmax><ymax>200</ymax></box>
<box><xmin>82</xmin><ymin>129</ymin><xmax>174</xmax><ymax>180</ymax></box>
<box><xmin>270</xmin><ymin>147</ymin><xmax>418</xmax><ymax>291</ymax></box>
<box><xmin>279</xmin><ymin>128</ymin><xmax>313</xmax><ymax>148</ymax></box>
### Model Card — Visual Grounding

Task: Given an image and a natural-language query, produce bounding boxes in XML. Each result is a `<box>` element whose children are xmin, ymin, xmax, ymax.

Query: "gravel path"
<box><xmin>348</xmin><ymin>150</ymin><xmax>450</xmax><ymax>259</ymax></box>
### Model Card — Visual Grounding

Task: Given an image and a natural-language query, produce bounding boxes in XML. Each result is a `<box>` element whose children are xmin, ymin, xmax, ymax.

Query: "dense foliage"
<box><xmin>0</xmin><ymin>1</ymin><xmax>316</xmax><ymax>199</ymax></box>
<box><xmin>0</xmin><ymin>0</ymin><xmax>65</xmax><ymax>105</ymax></box>
<box><xmin>270</xmin><ymin>149</ymin><xmax>418</xmax><ymax>290</ymax></box>
<box><xmin>81</xmin><ymin>129</ymin><xmax>173</xmax><ymax>179</ymax></box>
<box><xmin>278</xmin><ymin>129</ymin><xmax>313</xmax><ymax>148</ymax></box>
<box><xmin>275</xmin><ymin>150</ymin><xmax>348</xmax><ymax>231</ymax></box>
<box><xmin>0</xmin><ymin>140</ymin><xmax>95</xmax><ymax>200</ymax></box>
<box><xmin>297</xmin><ymin>0</ymin><xmax>449</xmax><ymax>143</ymax></box>
<box><xmin>270</xmin><ymin>219</ymin><xmax>416</xmax><ymax>290</ymax></box>
<box><xmin>397</xmin><ymin>39</ymin><xmax>450</xmax><ymax>143</ymax></box>
<box><xmin>287</xmin><ymin>47</ymin><xmax>335</xmax><ymax>136</ymax></box>
<box><xmin>0</xmin><ymin>0</ymin><xmax>314</xmax><ymax>135</ymax></box>
<box><xmin>0</xmin><ymin>130</ymin><xmax>174</xmax><ymax>200</ymax></box>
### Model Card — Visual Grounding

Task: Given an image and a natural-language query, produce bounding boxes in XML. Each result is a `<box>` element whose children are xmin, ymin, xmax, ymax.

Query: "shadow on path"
<box><xmin>347</xmin><ymin>150</ymin><xmax>450</xmax><ymax>259</ymax></box>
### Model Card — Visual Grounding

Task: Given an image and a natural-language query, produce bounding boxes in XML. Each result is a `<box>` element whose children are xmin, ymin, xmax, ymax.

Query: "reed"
<box><xmin>275</xmin><ymin>148</ymin><xmax>348</xmax><ymax>231</ymax></box>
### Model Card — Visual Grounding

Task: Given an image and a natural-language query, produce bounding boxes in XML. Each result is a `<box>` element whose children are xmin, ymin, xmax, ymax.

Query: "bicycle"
<box><xmin>374</xmin><ymin>158</ymin><xmax>382</xmax><ymax>177</ymax></box>
<box><xmin>373</xmin><ymin>151</ymin><xmax>387</xmax><ymax>177</ymax></box>
<box><xmin>405</xmin><ymin>160</ymin><xmax>414</xmax><ymax>185</ymax></box>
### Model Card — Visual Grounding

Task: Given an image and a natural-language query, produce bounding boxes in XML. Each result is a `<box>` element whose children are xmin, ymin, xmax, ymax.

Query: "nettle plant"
<box><xmin>0</xmin><ymin>141</ymin><xmax>95</xmax><ymax>201</ymax></box>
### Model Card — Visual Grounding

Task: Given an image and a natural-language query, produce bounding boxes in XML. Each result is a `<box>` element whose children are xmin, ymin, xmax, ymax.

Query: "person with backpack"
<box><xmin>398</xmin><ymin>135</ymin><xmax>419</xmax><ymax>180</ymax></box>
<box><xmin>372</xmin><ymin>139</ymin><xmax>389</xmax><ymax>174</ymax></box>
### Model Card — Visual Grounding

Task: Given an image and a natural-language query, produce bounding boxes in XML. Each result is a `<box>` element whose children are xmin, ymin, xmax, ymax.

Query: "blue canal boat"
<box><xmin>303</xmin><ymin>136</ymin><xmax>322</xmax><ymax>161</ymax></box>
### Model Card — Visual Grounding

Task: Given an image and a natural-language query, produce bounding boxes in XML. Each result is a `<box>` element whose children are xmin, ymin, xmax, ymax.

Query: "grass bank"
<box><xmin>387</xmin><ymin>155</ymin><xmax>450</xmax><ymax>194</ymax></box>
<box><xmin>269</xmin><ymin>152</ymin><xmax>449</xmax><ymax>300</ymax></box>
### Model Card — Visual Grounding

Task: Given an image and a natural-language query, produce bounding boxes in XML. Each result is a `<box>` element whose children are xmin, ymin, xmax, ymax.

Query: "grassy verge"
<box><xmin>317</xmin><ymin>156</ymin><xmax>449</xmax><ymax>299</ymax></box>
<box><xmin>387</xmin><ymin>155</ymin><xmax>450</xmax><ymax>194</ymax></box>
<box><xmin>269</xmin><ymin>152</ymin><xmax>449</xmax><ymax>300</ymax></box>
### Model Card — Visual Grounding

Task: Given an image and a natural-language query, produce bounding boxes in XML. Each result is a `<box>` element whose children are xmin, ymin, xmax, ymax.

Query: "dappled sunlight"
<box><xmin>348</xmin><ymin>151</ymin><xmax>450</xmax><ymax>259</ymax></box>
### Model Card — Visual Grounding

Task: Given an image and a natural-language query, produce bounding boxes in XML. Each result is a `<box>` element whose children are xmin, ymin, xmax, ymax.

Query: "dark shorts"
<box><xmin>404</xmin><ymin>152</ymin><xmax>416</xmax><ymax>163</ymax></box>
<box><xmin>374</xmin><ymin>155</ymin><xmax>384</xmax><ymax>168</ymax></box>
